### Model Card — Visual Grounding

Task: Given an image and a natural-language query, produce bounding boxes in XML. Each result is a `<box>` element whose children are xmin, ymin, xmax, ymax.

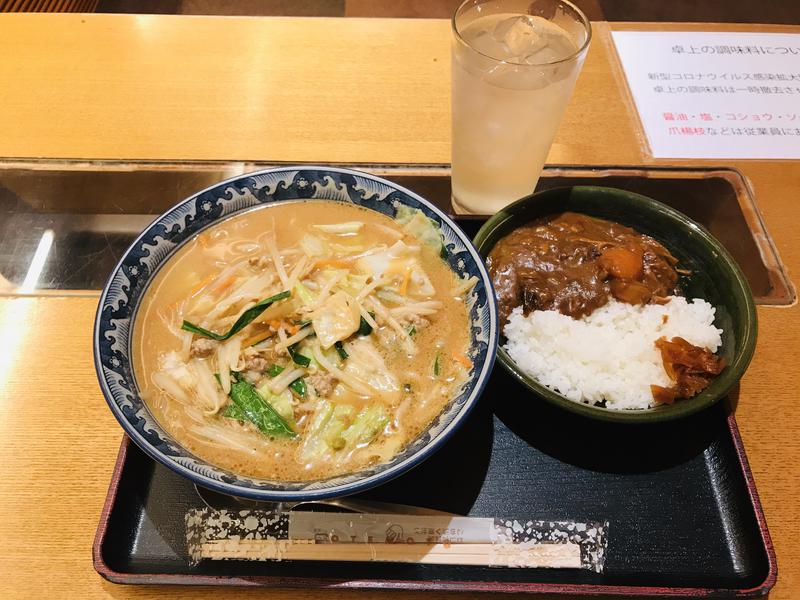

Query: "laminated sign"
<box><xmin>612</xmin><ymin>31</ymin><xmax>800</xmax><ymax>159</ymax></box>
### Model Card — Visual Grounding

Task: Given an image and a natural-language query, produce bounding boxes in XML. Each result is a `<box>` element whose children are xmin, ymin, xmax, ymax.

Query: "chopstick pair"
<box><xmin>185</xmin><ymin>508</ymin><xmax>608</xmax><ymax>571</ymax></box>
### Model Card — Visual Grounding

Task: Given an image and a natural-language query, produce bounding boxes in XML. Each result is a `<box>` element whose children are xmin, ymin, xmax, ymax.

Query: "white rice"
<box><xmin>503</xmin><ymin>297</ymin><xmax>723</xmax><ymax>410</ymax></box>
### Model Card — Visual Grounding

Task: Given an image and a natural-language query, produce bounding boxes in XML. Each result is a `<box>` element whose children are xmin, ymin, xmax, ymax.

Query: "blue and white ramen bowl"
<box><xmin>94</xmin><ymin>166</ymin><xmax>499</xmax><ymax>500</ymax></box>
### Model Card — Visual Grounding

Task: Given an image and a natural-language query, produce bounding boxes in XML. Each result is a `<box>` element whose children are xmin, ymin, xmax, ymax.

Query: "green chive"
<box><xmin>181</xmin><ymin>290</ymin><xmax>291</xmax><ymax>341</ymax></box>
<box><xmin>222</xmin><ymin>402</ymin><xmax>247</xmax><ymax>421</ymax></box>
<box><xmin>358</xmin><ymin>313</ymin><xmax>375</xmax><ymax>336</ymax></box>
<box><xmin>290</xmin><ymin>378</ymin><xmax>306</xmax><ymax>397</ymax></box>
<box><xmin>288</xmin><ymin>343</ymin><xmax>311</xmax><ymax>368</ymax></box>
<box><xmin>228</xmin><ymin>377</ymin><xmax>296</xmax><ymax>438</ymax></box>
<box><xmin>266</xmin><ymin>363</ymin><xmax>306</xmax><ymax>397</ymax></box>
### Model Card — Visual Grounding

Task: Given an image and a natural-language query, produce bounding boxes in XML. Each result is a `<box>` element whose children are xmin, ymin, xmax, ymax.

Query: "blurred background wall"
<box><xmin>1</xmin><ymin>0</ymin><xmax>799</xmax><ymax>23</ymax></box>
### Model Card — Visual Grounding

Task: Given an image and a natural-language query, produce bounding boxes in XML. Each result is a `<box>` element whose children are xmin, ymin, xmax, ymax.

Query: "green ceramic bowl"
<box><xmin>473</xmin><ymin>186</ymin><xmax>757</xmax><ymax>423</ymax></box>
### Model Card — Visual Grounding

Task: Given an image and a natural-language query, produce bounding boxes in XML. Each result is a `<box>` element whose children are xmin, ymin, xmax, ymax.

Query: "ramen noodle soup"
<box><xmin>133</xmin><ymin>201</ymin><xmax>475</xmax><ymax>481</ymax></box>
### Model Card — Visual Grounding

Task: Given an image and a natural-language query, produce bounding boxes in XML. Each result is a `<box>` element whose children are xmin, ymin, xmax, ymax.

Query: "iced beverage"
<box><xmin>451</xmin><ymin>0</ymin><xmax>591</xmax><ymax>214</ymax></box>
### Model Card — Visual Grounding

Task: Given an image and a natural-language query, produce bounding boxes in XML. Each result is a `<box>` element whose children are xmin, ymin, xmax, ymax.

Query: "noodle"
<box><xmin>133</xmin><ymin>201</ymin><xmax>470</xmax><ymax>481</ymax></box>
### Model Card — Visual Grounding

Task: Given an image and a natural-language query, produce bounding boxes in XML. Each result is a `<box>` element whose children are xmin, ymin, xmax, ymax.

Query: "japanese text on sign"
<box><xmin>611</xmin><ymin>31</ymin><xmax>800</xmax><ymax>158</ymax></box>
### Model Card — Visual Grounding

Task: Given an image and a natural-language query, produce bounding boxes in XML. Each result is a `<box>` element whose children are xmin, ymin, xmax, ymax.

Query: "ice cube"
<box><xmin>494</xmin><ymin>15</ymin><xmax>577</xmax><ymax>63</ymax></box>
<box><xmin>466</xmin><ymin>28</ymin><xmax>504</xmax><ymax>58</ymax></box>
<box><xmin>524</xmin><ymin>45</ymin><xmax>567</xmax><ymax>65</ymax></box>
<box><xmin>493</xmin><ymin>15</ymin><xmax>547</xmax><ymax>59</ymax></box>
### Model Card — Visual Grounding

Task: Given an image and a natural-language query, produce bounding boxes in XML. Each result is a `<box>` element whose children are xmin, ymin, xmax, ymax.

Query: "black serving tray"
<box><xmin>91</xmin><ymin>179</ymin><xmax>777</xmax><ymax>596</ymax></box>
<box><xmin>94</xmin><ymin>376</ymin><xmax>775</xmax><ymax>595</ymax></box>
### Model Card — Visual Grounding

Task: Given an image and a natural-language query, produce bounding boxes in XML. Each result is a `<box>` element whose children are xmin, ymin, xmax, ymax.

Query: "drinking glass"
<box><xmin>451</xmin><ymin>0</ymin><xmax>591</xmax><ymax>214</ymax></box>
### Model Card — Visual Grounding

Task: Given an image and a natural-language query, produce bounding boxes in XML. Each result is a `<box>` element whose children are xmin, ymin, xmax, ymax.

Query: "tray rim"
<box><xmin>92</xmin><ymin>410</ymin><xmax>778</xmax><ymax>597</ymax></box>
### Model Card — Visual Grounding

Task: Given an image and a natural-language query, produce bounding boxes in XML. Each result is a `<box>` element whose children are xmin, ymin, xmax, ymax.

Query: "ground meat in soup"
<box><xmin>190</xmin><ymin>338</ymin><xmax>216</xmax><ymax>358</ymax></box>
<box><xmin>307</xmin><ymin>372</ymin><xmax>336</xmax><ymax>397</ymax></box>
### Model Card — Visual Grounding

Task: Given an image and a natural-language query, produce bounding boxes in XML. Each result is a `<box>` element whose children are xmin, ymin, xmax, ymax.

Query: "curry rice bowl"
<box><xmin>503</xmin><ymin>296</ymin><xmax>722</xmax><ymax>410</ymax></box>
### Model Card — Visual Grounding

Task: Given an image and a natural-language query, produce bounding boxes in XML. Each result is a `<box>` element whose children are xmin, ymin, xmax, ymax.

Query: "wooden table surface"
<box><xmin>0</xmin><ymin>13</ymin><xmax>798</xmax><ymax>600</ymax></box>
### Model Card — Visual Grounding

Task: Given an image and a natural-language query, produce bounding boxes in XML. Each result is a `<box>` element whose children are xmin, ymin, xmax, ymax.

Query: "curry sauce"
<box><xmin>487</xmin><ymin>212</ymin><xmax>679</xmax><ymax>323</ymax></box>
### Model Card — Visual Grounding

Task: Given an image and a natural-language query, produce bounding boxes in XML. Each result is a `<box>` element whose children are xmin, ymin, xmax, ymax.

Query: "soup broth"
<box><xmin>133</xmin><ymin>201</ymin><xmax>473</xmax><ymax>481</ymax></box>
